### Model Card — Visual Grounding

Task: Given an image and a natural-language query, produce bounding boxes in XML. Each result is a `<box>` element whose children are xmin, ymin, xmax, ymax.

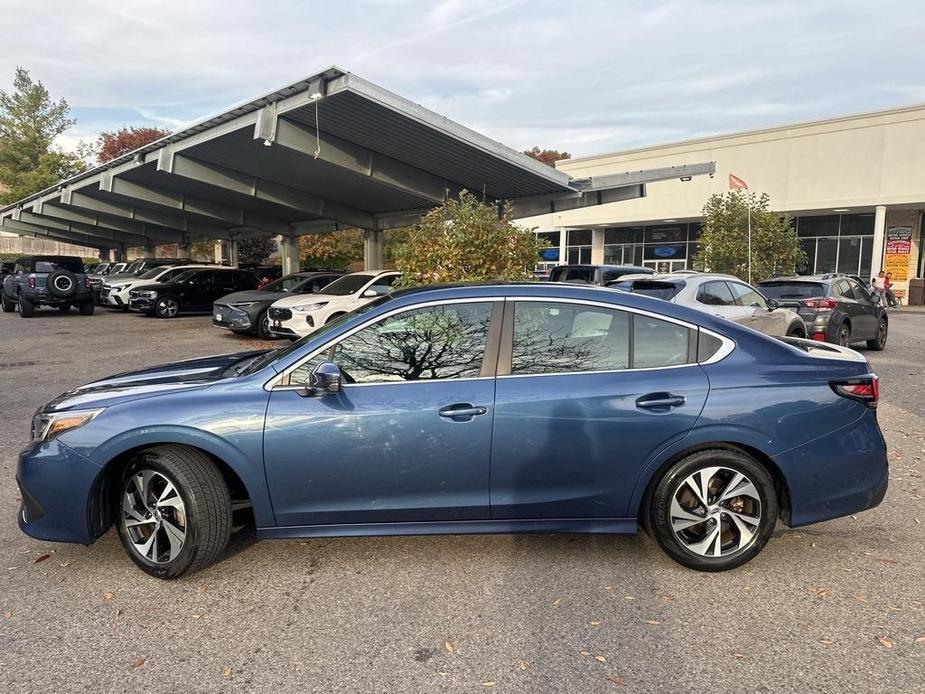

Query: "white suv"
<box><xmin>101</xmin><ymin>264</ymin><xmax>218</xmax><ymax>310</ymax></box>
<box><xmin>267</xmin><ymin>270</ymin><xmax>400</xmax><ymax>339</ymax></box>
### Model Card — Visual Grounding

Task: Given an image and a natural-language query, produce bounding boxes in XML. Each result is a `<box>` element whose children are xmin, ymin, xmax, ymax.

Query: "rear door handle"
<box><xmin>636</xmin><ymin>393</ymin><xmax>686</xmax><ymax>410</ymax></box>
<box><xmin>439</xmin><ymin>403</ymin><xmax>488</xmax><ymax>420</ymax></box>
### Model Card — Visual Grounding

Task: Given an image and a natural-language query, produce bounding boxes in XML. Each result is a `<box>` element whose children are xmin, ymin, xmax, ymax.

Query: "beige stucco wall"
<box><xmin>519</xmin><ymin>104</ymin><xmax>925</xmax><ymax>230</ymax></box>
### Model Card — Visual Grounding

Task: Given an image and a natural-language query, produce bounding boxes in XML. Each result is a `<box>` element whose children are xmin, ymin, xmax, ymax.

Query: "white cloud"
<box><xmin>0</xmin><ymin>0</ymin><xmax>921</xmax><ymax>157</ymax></box>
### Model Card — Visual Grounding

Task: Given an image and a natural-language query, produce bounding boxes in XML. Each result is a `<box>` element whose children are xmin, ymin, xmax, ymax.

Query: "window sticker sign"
<box><xmin>884</xmin><ymin>226</ymin><xmax>912</xmax><ymax>281</ymax></box>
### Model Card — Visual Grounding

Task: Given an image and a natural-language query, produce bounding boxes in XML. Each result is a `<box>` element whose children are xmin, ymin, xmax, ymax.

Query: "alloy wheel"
<box><xmin>157</xmin><ymin>297</ymin><xmax>179</xmax><ymax>318</ymax></box>
<box><xmin>838</xmin><ymin>325</ymin><xmax>850</xmax><ymax>346</ymax></box>
<box><xmin>877</xmin><ymin>320</ymin><xmax>887</xmax><ymax>347</ymax></box>
<box><xmin>670</xmin><ymin>466</ymin><xmax>762</xmax><ymax>557</ymax></box>
<box><xmin>121</xmin><ymin>470</ymin><xmax>187</xmax><ymax>564</ymax></box>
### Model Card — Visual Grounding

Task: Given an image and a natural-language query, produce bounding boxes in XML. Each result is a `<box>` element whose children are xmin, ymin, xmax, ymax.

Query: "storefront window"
<box><xmin>816</xmin><ymin>237</ymin><xmax>838</xmax><ymax>273</ymax></box>
<box><xmin>567</xmin><ymin>229</ymin><xmax>592</xmax><ymax>265</ymax></box>
<box><xmin>645</xmin><ymin>225</ymin><xmax>687</xmax><ymax>243</ymax></box>
<box><xmin>797</xmin><ymin>215</ymin><xmax>839</xmax><ymax>237</ymax></box>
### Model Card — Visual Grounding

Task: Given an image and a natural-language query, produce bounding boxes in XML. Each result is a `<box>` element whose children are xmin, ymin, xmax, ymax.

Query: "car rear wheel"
<box><xmin>79</xmin><ymin>301</ymin><xmax>95</xmax><ymax>316</ymax></box>
<box><xmin>154</xmin><ymin>296</ymin><xmax>180</xmax><ymax>318</ymax></box>
<box><xmin>647</xmin><ymin>449</ymin><xmax>778</xmax><ymax>571</ymax></box>
<box><xmin>866</xmin><ymin>318</ymin><xmax>887</xmax><ymax>351</ymax></box>
<box><xmin>115</xmin><ymin>445</ymin><xmax>232</xmax><ymax>579</ymax></box>
<box><xmin>326</xmin><ymin>312</ymin><xmax>345</xmax><ymax>324</ymax></box>
<box><xmin>786</xmin><ymin>325</ymin><xmax>805</xmax><ymax>338</ymax></box>
<box><xmin>2</xmin><ymin>294</ymin><xmax>17</xmax><ymax>312</ymax></box>
<box><xmin>18</xmin><ymin>296</ymin><xmax>34</xmax><ymax>317</ymax></box>
<box><xmin>836</xmin><ymin>322</ymin><xmax>851</xmax><ymax>346</ymax></box>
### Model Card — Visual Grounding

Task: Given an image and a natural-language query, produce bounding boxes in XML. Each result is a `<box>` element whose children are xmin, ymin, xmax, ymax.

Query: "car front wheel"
<box><xmin>866</xmin><ymin>318</ymin><xmax>887</xmax><ymax>351</ymax></box>
<box><xmin>154</xmin><ymin>296</ymin><xmax>180</xmax><ymax>318</ymax></box>
<box><xmin>1</xmin><ymin>294</ymin><xmax>16</xmax><ymax>312</ymax></box>
<box><xmin>115</xmin><ymin>445</ymin><xmax>232</xmax><ymax>579</ymax></box>
<box><xmin>647</xmin><ymin>449</ymin><xmax>778</xmax><ymax>571</ymax></box>
<box><xmin>18</xmin><ymin>296</ymin><xmax>34</xmax><ymax>317</ymax></box>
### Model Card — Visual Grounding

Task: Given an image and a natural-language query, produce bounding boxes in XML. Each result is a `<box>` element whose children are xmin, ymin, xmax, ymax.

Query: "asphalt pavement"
<box><xmin>0</xmin><ymin>306</ymin><xmax>922</xmax><ymax>693</ymax></box>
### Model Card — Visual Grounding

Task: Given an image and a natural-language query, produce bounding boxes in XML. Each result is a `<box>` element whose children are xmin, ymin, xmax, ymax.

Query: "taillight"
<box><xmin>811</xmin><ymin>332</ymin><xmax>826</xmax><ymax>341</ymax></box>
<box><xmin>28</xmin><ymin>275</ymin><xmax>35</xmax><ymax>289</ymax></box>
<box><xmin>803</xmin><ymin>298</ymin><xmax>837</xmax><ymax>310</ymax></box>
<box><xmin>831</xmin><ymin>375</ymin><xmax>879</xmax><ymax>408</ymax></box>
<box><xmin>84</xmin><ymin>277</ymin><xmax>90</xmax><ymax>289</ymax></box>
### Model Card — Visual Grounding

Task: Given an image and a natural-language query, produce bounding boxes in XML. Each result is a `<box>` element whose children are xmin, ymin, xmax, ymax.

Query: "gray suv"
<box><xmin>1</xmin><ymin>255</ymin><xmax>95</xmax><ymax>317</ymax></box>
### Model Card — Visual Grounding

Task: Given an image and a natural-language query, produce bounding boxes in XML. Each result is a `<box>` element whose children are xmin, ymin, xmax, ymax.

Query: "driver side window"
<box><xmin>289</xmin><ymin>302</ymin><xmax>494</xmax><ymax>386</ymax></box>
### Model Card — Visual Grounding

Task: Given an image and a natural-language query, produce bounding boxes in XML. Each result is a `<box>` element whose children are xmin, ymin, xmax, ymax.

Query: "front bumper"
<box><xmin>212</xmin><ymin>304</ymin><xmax>253</xmax><ymax>332</ymax></box>
<box><xmin>17</xmin><ymin>438</ymin><xmax>103</xmax><ymax>545</ymax></box>
<box><xmin>102</xmin><ymin>287</ymin><xmax>129</xmax><ymax>307</ymax></box>
<box><xmin>128</xmin><ymin>296</ymin><xmax>156</xmax><ymax>312</ymax></box>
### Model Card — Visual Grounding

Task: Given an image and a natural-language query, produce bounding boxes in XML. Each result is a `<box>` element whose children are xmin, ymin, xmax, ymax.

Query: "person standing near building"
<box><xmin>872</xmin><ymin>271</ymin><xmax>887</xmax><ymax>304</ymax></box>
<box><xmin>884</xmin><ymin>272</ymin><xmax>899</xmax><ymax>307</ymax></box>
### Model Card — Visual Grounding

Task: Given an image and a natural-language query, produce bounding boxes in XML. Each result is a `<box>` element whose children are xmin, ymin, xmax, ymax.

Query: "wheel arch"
<box><xmin>88</xmin><ymin>428</ymin><xmax>273</xmax><ymax>540</ymax></box>
<box><xmin>633</xmin><ymin>440</ymin><xmax>793</xmax><ymax>526</ymax></box>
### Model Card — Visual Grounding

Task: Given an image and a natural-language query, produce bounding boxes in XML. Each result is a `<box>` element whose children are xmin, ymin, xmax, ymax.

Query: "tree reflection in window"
<box><xmin>511</xmin><ymin>302</ymin><xmax>629</xmax><ymax>375</ymax></box>
<box><xmin>330</xmin><ymin>302</ymin><xmax>494</xmax><ymax>383</ymax></box>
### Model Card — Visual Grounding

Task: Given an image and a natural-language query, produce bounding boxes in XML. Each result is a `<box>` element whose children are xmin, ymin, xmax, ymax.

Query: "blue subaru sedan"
<box><xmin>17</xmin><ymin>283</ymin><xmax>887</xmax><ymax>578</ymax></box>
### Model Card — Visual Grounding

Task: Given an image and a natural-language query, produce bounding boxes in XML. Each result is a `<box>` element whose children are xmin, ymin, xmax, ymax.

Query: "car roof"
<box><xmin>758</xmin><ymin>275</ymin><xmax>833</xmax><ymax>283</ymax></box>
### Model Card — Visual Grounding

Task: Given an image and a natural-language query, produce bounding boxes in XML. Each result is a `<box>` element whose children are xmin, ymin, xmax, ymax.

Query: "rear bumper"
<box><xmin>16</xmin><ymin>438</ymin><xmax>102</xmax><ymax>545</ymax></box>
<box><xmin>778</xmin><ymin>408</ymin><xmax>888</xmax><ymax>527</ymax></box>
<box><xmin>22</xmin><ymin>289</ymin><xmax>92</xmax><ymax>306</ymax></box>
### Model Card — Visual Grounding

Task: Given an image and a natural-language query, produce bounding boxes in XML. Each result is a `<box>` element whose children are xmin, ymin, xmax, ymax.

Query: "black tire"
<box><xmin>46</xmin><ymin>269</ymin><xmax>78</xmax><ymax>299</ymax></box>
<box><xmin>78</xmin><ymin>301</ymin><xmax>95</xmax><ymax>316</ymax></box>
<box><xmin>836</xmin><ymin>322</ymin><xmax>851</xmax><ymax>347</ymax></box>
<box><xmin>326</xmin><ymin>312</ymin><xmax>346</xmax><ymax>325</ymax></box>
<box><xmin>18</xmin><ymin>296</ymin><xmax>34</xmax><ymax>317</ymax></box>
<box><xmin>256</xmin><ymin>310</ymin><xmax>272</xmax><ymax>339</ymax></box>
<box><xmin>114</xmin><ymin>445</ymin><xmax>232</xmax><ymax>579</ymax></box>
<box><xmin>154</xmin><ymin>296</ymin><xmax>180</xmax><ymax>319</ymax></box>
<box><xmin>866</xmin><ymin>318</ymin><xmax>888</xmax><ymax>351</ymax></box>
<box><xmin>786</xmin><ymin>325</ymin><xmax>805</xmax><ymax>338</ymax></box>
<box><xmin>646</xmin><ymin>448</ymin><xmax>778</xmax><ymax>572</ymax></box>
<box><xmin>58</xmin><ymin>304</ymin><xmax>71</xmax><ymax>312</ymax></box>
<box><xmin>1</xmin><ymin>293</ymin><xmax>15</xmax><ymax>313</ymax></box>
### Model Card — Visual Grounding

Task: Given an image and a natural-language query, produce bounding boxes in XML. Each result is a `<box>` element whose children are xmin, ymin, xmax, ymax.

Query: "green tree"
<box><xmin>696</xmin><ymin>191</ymin><xmax>805</xmax><ymax>282</ymax></box>
<box><xmin>523</xmin><ymin>146</ymin><xmax>571</xmax><ymax>167</ymax></box>
<box><xmin>0</xmin><ymin>67</ymin><xmax>86</xmax><ymax>203</ymax></box>
<box><xmin>298</xmin><ymin>229</ymin><xmax>363</xmax><ymax>269</ymax></box>
<box><xmin>394</xmin><ymin>190</ymin><xmax>544</xmax><ymax>286</ymax></box>
<box><xmin>237</xmin><ymin>235</ymin><xmax>277</xmax><ymax>265</ymax></box>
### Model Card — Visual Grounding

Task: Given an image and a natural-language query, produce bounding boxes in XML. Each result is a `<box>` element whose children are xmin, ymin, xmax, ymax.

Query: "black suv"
<box><xmin>129</xmin><ymin>267</ymin><xmax>259</xmax><ymax>318</ymax></box>
<box><xmin>213</xmin><ymin>270</ymin><xmax>344</xmax><ymax>339</ymax></box>
<box><xmin>757</xmin><ymin>274</ymin><xmax>888</xmax><ymax>350</ymax></box>
<box><xmin>549</xmin><ymin>264</ymin><xmax>655</xmax><ymax>285</ymax></box>
<box><xmin>1</xmin><ymin>255</ymin><xmax>95</xmax><ymax>317</ymax></box>
<box><xmin>93</xmin><ymin>257</ymin><xmax>198</xmax><ymax>304</ymax></box>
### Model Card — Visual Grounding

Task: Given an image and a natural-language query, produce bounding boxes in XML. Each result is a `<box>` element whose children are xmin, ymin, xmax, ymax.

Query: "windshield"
<box><xmin>238</xmin><ymin>295</ymin><xmax>394</xmax><ymax>376</ymax></box>
<box><xmin>758</xmin><ymin>282</ymin><xmax>826</xmax><ymax>299</ymax></box>
<box><xmin>169</xmin><ymin>269</ymin><xmax>201</xmax><ymax>283</ymax></box>
<box><xmin>36</xmin><ymin>259</ymin><xmax>84</xmax><ymax>273</ymax></box>
<box><xmin>124</xmin><ymin>260</ymin><xmax>145</xmax><ymax>275</ymax></box>
<box><xmin>138</xmin><ymin>267</ymin><xmax>167</xmax><ymax>280</ymax></box>
<box><xmin>263</xmin><ymin>275</ymin><xmax>311</xmax><ymax>293</ymax></box>
<box><xmin>621</xmin><ymin>280</ymin><xmax>684</xmax><ymax>300</ymax></box>
<box><xmin>318</xmin><ymin>274</ymin><xmax>375</xmax><ymax>296</ymax></box>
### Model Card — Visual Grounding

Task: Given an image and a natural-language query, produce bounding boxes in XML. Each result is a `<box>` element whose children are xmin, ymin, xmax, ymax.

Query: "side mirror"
<box><xmin>298</xmin><ymin>361</ymin><xmax>342</xmax><ymax>397</ymax></box>
<box><xmin>766</xmin><ymin>298</ymin><xmax>779</xmax><ymax>310</ymax></box>
<box><xmin>362</xmin><ymin>288</ymin><xmax>379</xmax><ymax>298</ymax></box>
<box><xmin>871</xmin><ymin>293</ymin><xmax>881</xmax><ymax>304</ymax></box>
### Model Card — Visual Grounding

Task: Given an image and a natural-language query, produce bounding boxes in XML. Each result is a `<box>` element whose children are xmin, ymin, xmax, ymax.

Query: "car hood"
<box><xmin>132</xmin><ymin>281</ymin><xmax>179</xmax><ymax>293</ymax></box>
<box><xmin>43</xmin><ymin>350</ymin><xmax>269</xmax><ymax>413</ymax></box>
<box><xmin>216</xmin><ymin>289</ymin><xmax>287</xmax><ymax>305</ymax></box>
<box><xmin>270</xmin><ymin>292</ymin><xmax>347</xmax><ymax>309</ymax></box>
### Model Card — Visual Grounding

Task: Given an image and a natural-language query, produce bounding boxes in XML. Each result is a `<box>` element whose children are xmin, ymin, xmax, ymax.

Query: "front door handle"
<box><xmin>439</xmin><ymin>403</ymin><xmax>488</xmax><ymax>420</ymax></box>
<box><xmin>636</xmin><ymin>393</ymin><xmax>686</xmax><ymax>410</ymax></box>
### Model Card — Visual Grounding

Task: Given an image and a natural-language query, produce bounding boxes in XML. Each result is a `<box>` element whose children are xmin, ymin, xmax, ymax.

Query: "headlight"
<box><xmin>230</xmin><ymin>301</ymin><xmax>256</xmax><ymax>308</ymax></box>
<box><xmin>293</xmin><ymin>302</ymin><xmax>328</xmax><ymax>313</ymax></box>
<box><xmin>31</xmin><ymin>409</ymin><xmax>104</xmax><ymax>442</ymax></box>
<box><xmin>136</xmin><ymin>290</ymin><xmax>157</xmax><ymax>298</ymax></box>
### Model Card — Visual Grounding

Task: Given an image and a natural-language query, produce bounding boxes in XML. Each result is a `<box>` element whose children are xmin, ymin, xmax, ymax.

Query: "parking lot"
<box><xmin>1</xmin><ymin>307</ymin><xmax>923</xmax><ymax>694</ymax></box>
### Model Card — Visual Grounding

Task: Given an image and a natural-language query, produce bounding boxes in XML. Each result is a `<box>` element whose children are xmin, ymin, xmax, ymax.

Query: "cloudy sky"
<box><xmin>1</xmin><ymin>0</ymin><xmax>923</xmax><ymax>158</ymax></box>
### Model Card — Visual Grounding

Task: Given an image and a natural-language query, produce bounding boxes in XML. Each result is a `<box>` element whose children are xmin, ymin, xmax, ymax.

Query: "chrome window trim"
<box><xmin>263</xmin><ymin>294</ymin><xmax>736</xmax><ymax>390</ymax></box>
<box><xmin>264</xmin><ymin>297</ymin><xmax>503</xmax><ymax>390</ymax></box>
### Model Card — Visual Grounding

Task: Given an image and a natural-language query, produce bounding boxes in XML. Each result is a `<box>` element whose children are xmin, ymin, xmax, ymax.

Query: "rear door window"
<box><xmin>727</xmin><ymin>282</ymin><xmax>768</xmax><ymax>309</ymax></box>
<box><xmin>35</xmin><ymin>259</ymin><xmax>84</xmax><ymax>273</ymax></box>
<box><xmin>633</xmin><ymin>315</ymin><xmax>691</xmax><ymax>368</ymax></box>
<box><xmin>696</xmin><ymin>281</ymin><xmax>735</xmax><ymax>306</ymax></box>
<box><xmin>833</xmin><ymin>280</ymin><xmax>856</xmax><ymax>300</ymax></box>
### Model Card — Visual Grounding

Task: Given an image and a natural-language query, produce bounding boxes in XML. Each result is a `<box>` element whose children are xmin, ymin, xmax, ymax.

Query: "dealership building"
<box><xmin>520</xmin><ymin>103</ymin><xmax>925</xmax><ymax>301</ymax></box>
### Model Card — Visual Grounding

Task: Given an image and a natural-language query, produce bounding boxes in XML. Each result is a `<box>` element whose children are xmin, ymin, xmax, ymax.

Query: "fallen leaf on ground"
<box><xmin>4</xmin><ymin>611</ymin><xmax>11</xmax><ymax>619</ymax></box>
<box><xmin>197</xmin><ymin>584</ymin><xmax>209</xmax><ymax>593</ymax></box>
<box><xmin>887</xmin><ymin>606</ymin><xmax>901</xmax><ymax>612</ymax></box>
<box><xmin>130</xmin><ymin>657</ymin><xmax>145</xmax><ymax>669</ymax></box>
<box><xmin>552</xmin><ymin>598</ymin><xmax>562</xmax><ymax>608</ymax></box>
<box><xmin>819</xmin><ymin>639</ymin><xmax>834</xmax><ymax>645</ymax></box>
<box><xmin>518</xmin><ymin>660</ymin><xmax>529</xmax><ymax>671</ymax></box>
<box><xmin>643</xmin><ymin>620</ymin><xmax>661</xmax><ymax>625</ymax></box>
<box><xmin>32</xmin><ymin>554</ymin><xmax>51</xmax><ymax>564</ymax></box>
<box><xmin>915</xmin><ymin>636</ymin><xmax>925</xmax><ymax>643</ymax></box>
<box><xmin>849</xmin><ymin>594</ymin><xmax>866</xmax><ymax>604</ymax></box>
<box><xmin>623</xmin><ymin>596</ymin><xmax>635</xmax><ymax>601</ymax></box>
<box><xmin>223</xmin><ymin>667</ymin><xmax>233</xmax><ymax>679</ymax></box>
<box><xmin>59</xmin><ymin>562</ymin><xmax>71</xmax><ymax>568</ymax></box>
<box><xmin>444</xmin><ymin>641</ymin><xmax>455</xmax><ymax>654</ymax></box>
<box><xmin>590</xmin><ymin>620</ymin><xmax>603</xmax><ymax>626</ymax></box>
<box><xmin>877</xmin><ymin>637</ymin><xmax>893</xmax><ymax>649</ymax></box>
<box><xmin>103</xmin><ymin>591</ymin><xmax>114</xmax><ymax>600</ymax></box>
<box><xmin>594</xmin><ymin>655</ymin><xmax>607</xmax><ymax>663</ymax></box>
<box><xmin>608</xmin><ymin>675</ymin><xmax>625</xmax><ymax>687</ymax></box>
<box><xmin>579</xmin><ymin>650</ymin><xmax>591</xmax><ymax>657</ymax></box>
<box><xmin>482</xmin><ymin>682</ymin><xmax>495</xmax><ymax>687</ymax></box>
<box><xmin>191</xmin><ymin>614</ymin><xmax>202</xmax><ymax>619</ymax></box>
<box><xmin>733</xmin><ymin>653</ymin><xmax>746</xmax><ymax>659</ymax></box>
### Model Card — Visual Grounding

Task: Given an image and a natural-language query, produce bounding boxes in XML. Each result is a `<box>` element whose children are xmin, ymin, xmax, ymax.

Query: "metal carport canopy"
<box><xmin>0</xmin><ymin>66</ymin><xmax>715</xmax><ymax>267</ymax></box>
